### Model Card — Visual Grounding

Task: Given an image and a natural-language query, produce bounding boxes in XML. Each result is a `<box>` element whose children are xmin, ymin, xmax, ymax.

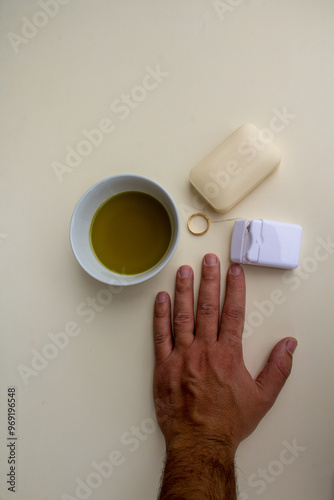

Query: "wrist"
<box><xmin>159</xmin><ymin>435</ymin><xmax>237</xmax><ymax>500</ymax></box>
<box><xmin>166</xmin><ymin>434</ymin><xmax>236</xmax><ymax>463</ymax></box>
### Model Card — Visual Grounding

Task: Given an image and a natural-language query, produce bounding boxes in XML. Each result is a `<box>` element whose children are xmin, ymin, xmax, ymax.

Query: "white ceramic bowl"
<box><xmin>69</xmin><ymin>175</ymin><xmax>180</xmax><ymax>286</ymax></box>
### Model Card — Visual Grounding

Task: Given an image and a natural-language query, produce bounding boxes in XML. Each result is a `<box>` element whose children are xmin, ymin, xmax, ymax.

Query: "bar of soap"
<box><xmin>189</xmin><ymin>124</ymin><xmax>281</xmax><ymax>213</ymax></box>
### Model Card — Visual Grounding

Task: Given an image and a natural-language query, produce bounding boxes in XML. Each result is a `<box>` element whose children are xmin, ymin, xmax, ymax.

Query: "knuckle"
<box><xmin>174</xmin><ymin>311</ymin><xmax>193</xmax><ymax>326</ymax></box>
<box><xmin>197</xmin><ymin>301</ymin><xmax>218</xmax><ymax>317</ymax></box>
<box><xmin>154</xmin><ymin>309</ymin><xmax>167</xmax><ymax>319</ymax></box>
<box><xmin>223</xmin><ymin>304</ymin><xmax>245</xmax><ymax>323</ymax></box>
<box><xmin>175</xmin><ymin>280</ymin><xmax>192</xmax><ymax>294</ymax></box>
<box><xmin>274</xmin><ymin>359</ymin><xmax>291</xmax><ymax>381</ymax></box>
<box><xmin>154</xmin><ymin>331</ymin><xmax>168</xmax><ymax>345</ymax></box>
<box><xmin>202</xmin><ymin>270</ymin><xmax>217</xmax><ymax>282</ymax></box>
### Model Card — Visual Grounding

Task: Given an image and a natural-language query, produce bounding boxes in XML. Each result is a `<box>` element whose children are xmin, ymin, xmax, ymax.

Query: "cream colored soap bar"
<box><xmin>189</xmin><ymin>124</ymin><xmax>281</xmax><ymax>213</ymax></box>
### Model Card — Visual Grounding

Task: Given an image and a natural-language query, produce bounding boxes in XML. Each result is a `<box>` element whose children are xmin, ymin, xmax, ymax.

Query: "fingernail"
<box><xmin>178</xmin><ymin>266</ymin><xmax>192</xmax><ymax>278</ymax></box>
<box><xmin>229</xmin><ymin>264</ymin><xmax>242</xmax><ymax>275</ymax></box>
<box><xmin>156</xmin><ymin>292</ymin><xmax>167</xmax><ymax>303</ymax></box>
<box><xmin>204</xmin><ymin>254</ymin><xmax>218</xmax><ymax>266</ymax></box>
<box><xmin>286</xmin><ymin>338</ymin><xmax>298</xmax><ymax>356</ymax></box>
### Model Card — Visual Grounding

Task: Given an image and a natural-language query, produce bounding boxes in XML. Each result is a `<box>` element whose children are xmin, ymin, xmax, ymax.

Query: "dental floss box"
<box><xmin>189</xmin><ymin>124</ymin><xmax>281</xmax><ymax>213</ymax></box>
<box><xmin>230</xmin><ymin>219</ymin><xmax>302</xmax><ymax>269</ymax></box>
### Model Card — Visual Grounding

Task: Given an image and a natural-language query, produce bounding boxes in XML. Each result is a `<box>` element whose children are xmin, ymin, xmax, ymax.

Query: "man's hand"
<box><xmin>153</xmin><ymin>254</ymin><xmax>297</xmax><ymax>499</ymax></box>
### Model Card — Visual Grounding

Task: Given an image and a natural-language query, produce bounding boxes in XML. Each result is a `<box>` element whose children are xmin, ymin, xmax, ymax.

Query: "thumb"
<box><xmin>255</xmin><ymin>337</ymin><xmax>297</xmax><ymax>410</ymax></box>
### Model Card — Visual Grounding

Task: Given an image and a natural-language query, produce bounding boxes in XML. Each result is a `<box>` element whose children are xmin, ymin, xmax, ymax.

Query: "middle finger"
<box><xmin>195</xmin><ymin>254</ymin><xmax>221</xmax><ymax>344</ymax></box>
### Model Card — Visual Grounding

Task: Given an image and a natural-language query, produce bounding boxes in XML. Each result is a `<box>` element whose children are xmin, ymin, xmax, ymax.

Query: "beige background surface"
<box><xmin>1</xmin><ymin>1</ymin><xmax>334</xmax><ymax>499</ymax></box>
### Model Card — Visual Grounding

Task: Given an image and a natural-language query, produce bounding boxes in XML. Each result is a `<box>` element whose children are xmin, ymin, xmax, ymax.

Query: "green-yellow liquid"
<box><xmin>90</xmin><ymin>191</ymin><xmax>172</xmax><ymax>275</ymax></box>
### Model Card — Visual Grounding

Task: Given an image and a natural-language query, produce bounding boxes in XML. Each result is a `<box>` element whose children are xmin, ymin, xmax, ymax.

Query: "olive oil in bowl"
<box><xmin>90</xmin><ymin>191</ymin><xmax>172</xmax><ymax>275</ymax></box>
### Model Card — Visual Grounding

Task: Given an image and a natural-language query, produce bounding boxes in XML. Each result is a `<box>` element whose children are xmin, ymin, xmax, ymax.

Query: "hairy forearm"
<box><xmin>158</xmin><ymin>439</ymin><xmax>237</xmax><ymax>500</ymax></box>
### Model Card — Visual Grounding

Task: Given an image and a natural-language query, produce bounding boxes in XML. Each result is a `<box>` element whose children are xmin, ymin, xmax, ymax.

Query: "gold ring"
<box><xmin>187</xmin><ymin>213</ymin><xmax>211</xmax><ymax>236</ymax></box>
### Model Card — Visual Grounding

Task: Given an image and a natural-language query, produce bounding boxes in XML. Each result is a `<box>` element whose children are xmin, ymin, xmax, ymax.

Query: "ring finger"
<box><xmin>173</xmin><ymin>265</ymin><xmax>195</xmax><ymax>349</ymax></box>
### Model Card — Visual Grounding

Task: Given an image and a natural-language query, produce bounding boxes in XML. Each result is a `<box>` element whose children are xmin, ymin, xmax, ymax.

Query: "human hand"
<box><xmin>153</xmin><ymin>254</ymin><xmax>297</xmax><ymax>498</ymax></box>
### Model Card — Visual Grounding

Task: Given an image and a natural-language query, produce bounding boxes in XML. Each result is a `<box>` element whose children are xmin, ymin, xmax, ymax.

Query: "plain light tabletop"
<box><xmin>1</xmin><ymin>1</ymin><xmax>334</xmax><ymax>499</ymax></box>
